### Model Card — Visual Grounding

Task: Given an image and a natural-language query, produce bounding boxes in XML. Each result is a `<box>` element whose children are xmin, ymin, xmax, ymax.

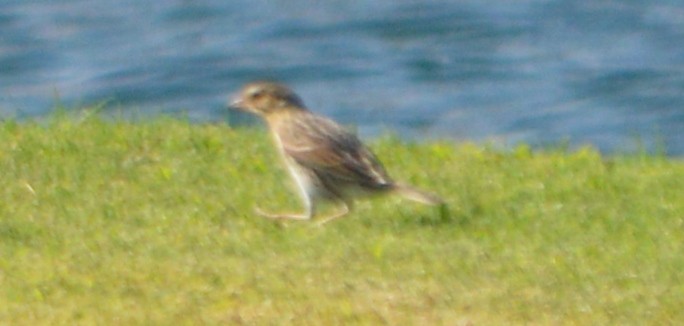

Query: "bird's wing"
<box><xmin>278</xmin><ymin>114</ymin><xmax>393</xmax><ymax>187</ymax></box>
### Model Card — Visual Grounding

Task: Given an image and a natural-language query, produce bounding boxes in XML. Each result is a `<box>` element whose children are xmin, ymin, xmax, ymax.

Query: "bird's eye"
<box><xmin>250</xmin><ymin>90</ymin><xmax>264</xmax><ymax>99</ymax></box>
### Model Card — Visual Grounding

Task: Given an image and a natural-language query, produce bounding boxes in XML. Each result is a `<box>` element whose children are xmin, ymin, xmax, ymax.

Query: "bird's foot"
<box><xmin>254</xmin><ymin>207</ymin><xmax>311</xmax><ymax>221</ymax></box>
<box><xmin>314</xmin><ymin>205</ymin><xmax>351</xmax><ymax>227</ymax></box>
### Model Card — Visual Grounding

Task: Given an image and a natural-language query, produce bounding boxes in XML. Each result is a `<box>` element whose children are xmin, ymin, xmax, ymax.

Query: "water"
<box><xmin>1</xmin><ymin>0</ymin><xmax>683</xmax><ymax>155</ymax></box>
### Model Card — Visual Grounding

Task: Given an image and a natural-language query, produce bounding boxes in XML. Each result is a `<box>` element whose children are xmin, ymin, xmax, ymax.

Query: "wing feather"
<box><xmin>276</xmin><ymin>113</ymin><xmax>393</xmax><ymax>187</ymax></box>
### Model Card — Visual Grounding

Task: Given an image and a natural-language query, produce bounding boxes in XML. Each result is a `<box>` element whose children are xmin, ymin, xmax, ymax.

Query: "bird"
<box><xmin>230</xmin><ymin>81</ymin><xmax>444</xmax><ymax>224</ymax></box>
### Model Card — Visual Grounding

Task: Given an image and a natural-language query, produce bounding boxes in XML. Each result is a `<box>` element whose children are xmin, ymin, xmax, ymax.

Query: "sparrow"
<box><xmin>230</xmin><ymin>81</ymin><xmax>444</xmax><ymax>224</ymax></box>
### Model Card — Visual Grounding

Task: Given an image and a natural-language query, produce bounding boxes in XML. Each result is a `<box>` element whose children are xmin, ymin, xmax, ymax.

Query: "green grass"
<box><xmin>1</xmin><ymin>113</ymin><xmax>683</xmax><ymax>325</ymax></box>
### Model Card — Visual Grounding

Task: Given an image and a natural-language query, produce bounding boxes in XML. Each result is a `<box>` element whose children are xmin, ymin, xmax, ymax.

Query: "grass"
<box><xmin>0</xmin><ymin>113</ymin><xmax>683</xmax><ymax>324</ymax></box>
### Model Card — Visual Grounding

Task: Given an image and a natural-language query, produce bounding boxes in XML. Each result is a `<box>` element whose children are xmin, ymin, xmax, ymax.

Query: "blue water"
<box><xmin>1</xmin><ymin>1</ymin><xmax>683</xmax><ymax>155</ymax></box>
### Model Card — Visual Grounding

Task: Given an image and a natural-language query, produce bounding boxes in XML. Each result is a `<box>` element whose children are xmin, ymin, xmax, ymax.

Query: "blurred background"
<box><xmin>1</xmin><ymin>0</ymin><xmax>683</xmax><ymax>155</ymax></box>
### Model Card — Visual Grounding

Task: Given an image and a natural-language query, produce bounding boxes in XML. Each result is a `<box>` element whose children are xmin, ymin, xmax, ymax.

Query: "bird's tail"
<box><xmin>392</xmin><ymin>183</ymin><xmax>444</xmax><ymax>205</ymax></box>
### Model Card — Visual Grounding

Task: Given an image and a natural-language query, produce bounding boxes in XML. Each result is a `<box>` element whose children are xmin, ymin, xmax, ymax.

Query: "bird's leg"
<box><xmin>254</xmin><ymin>193</ymin><xmax>316</xmax><ymax>221</ymax></box>
<box><xmin>254</xmin><ymin>208</ymin><xmax>312</xmax><ymax>220</ymax></box>
<box><xmin>316</xmin><ymin>199</ymin><xmax>353</xmax><ymax>226</ymax></box>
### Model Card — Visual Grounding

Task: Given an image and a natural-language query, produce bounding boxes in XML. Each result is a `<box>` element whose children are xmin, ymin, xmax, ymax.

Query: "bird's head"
<box><xmin>230</xmin><ymin>81</ymin><xmax>307</xmax><ymax>116</ymax></box>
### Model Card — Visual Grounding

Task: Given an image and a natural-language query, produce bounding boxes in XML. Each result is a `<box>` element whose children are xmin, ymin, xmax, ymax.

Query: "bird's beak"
<box><xmin>228</xmin><ymin>95</ymin><xmax>244</xmax><ymax>110</ymax></box>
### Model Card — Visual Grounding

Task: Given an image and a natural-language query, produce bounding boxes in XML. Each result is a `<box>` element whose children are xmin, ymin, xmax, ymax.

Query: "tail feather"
<box><xmin>393</xmin><ymin>183</ymin><xmax>444</xmax><ymax>205</ymax></box>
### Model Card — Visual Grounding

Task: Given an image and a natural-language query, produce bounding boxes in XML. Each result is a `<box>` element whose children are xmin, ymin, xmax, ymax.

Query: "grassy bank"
<box><xmin>0</xmin><ymin>115</ymin><xmax>683</xmax><ymax>324</ymax></box>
